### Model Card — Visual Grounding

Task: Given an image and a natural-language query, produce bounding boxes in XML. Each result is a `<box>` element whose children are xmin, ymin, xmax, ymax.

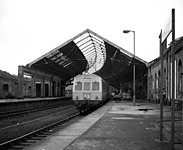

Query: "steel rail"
<box><xmin>0</xmin><ymin>108</ymin><xmax>80</xmax><ymax>148</ymax></box>
<box><xmin>0</xmin><ymin>105</ymin><xmax>75</xmax><ymax>130</ymax></box>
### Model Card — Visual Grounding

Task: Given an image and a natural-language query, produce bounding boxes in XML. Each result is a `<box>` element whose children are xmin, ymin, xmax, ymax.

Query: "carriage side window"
<box><xmin>92</xmin><ymin>81</ymin><xmax>99</xmax><ymax>91</ymax></box>
<box><xmin>84</xmin><ymin>82</ymin><xmax>90</xmax><ymax>91</ymax></box>
<box><xmin>75</xmin><ymin>81</ymin><xmax>82</xmax><ymax>91</ymax></box>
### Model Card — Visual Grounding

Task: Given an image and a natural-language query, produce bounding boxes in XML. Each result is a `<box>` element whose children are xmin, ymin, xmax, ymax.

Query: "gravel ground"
<box><xmin>0</xmin><ymin>105</ymin><xmax>79</xmax><ymax>144</ymax></box>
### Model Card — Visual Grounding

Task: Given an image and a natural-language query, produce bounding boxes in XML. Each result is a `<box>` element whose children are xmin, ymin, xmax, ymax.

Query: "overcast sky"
<box><xmin>0</xmin><ymin>0</ymin><xmax>183</xmax><ymax>75</ymax></box>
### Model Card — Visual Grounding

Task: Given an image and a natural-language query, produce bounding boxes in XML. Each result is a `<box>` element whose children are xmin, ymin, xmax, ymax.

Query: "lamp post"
<box><xmin>123</xmin><ymin>30</ymin><xmax>136</xmax><ymax>106</ymax></box>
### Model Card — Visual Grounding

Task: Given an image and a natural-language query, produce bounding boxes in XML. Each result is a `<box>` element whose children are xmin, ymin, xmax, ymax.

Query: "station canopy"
<box><xmin>27</xmin><ymin>29</ymin><xmax>147</xmax><ymax>88</ymax></box>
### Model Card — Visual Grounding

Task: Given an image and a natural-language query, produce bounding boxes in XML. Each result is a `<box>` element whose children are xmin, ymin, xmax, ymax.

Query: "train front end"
<box><xmin>72</xmin><ymin>74</ymin><xmax>103</xmax><ymax>113</ymax></box>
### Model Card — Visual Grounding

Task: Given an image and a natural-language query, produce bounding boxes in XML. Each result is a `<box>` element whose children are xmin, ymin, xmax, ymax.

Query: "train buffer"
<box><xmin>28</xmin><ymin>101</ymin><xmax>182</xmax><ymax>150</ymax></box>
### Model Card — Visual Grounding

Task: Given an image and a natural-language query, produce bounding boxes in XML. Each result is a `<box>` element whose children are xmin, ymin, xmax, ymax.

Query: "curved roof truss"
<box><xmin>26</xmin><ymin>29</ymin><xmax>147</xmax><ymax>87</ymax></box>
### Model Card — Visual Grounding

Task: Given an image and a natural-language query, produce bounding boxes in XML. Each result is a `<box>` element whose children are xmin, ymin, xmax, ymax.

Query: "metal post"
<box><xmin>18</xmin><ymin>66</ymin><xmax>24</xmax><ymax>98</ymax></box>
<box><xmin>171</xmin><ymin>8</ymin><xmax>175</xmax><ymax>150</ymax></box>
<box><xmin>159</xmin><ymin>30</ymin><xmax>164</xmax><ymax>141</ymax></box>
<box><xmin>123</xmin><ymin>30</ymin><xmax>136</xmax><ymax>106</ymax></box>
<box><xmin>182</xmin><ymin>102</ymin><xmax>183</xmax><ymax>147</ymax></box>
<box><xmin>31</xmin><ymin>73</ymin><xmax>36</xmax><ymax>97</ymax></box>
<box><xmin>133</xmin><ymin>31</ymin><xmax>136</xmax><ymax>106</ymax></box>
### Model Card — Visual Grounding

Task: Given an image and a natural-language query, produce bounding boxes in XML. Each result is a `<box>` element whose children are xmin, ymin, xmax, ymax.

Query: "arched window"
<box><xmin>178</xmin><ymin>60</ymin><xmax>183</xmax><ymax>92</ymax></box>
<box><xmin>149</xmin><ymin>76</ymin><xmax>151</xmax><ymax>86</ymax></box>
<box><xmin>3</xmin><ymin>84</ymin><xmax>9</xmax><ymax>92</ymax></box>
<box><xmin>155</xmin><ymin>73</ymin><xmax>157</xmax><ymax>90</ymax></box>
<box><xmin>151</xmin><ymin>75</ymin><xmax>154</xmax><ymax>90</ymax></box>
<box><xmin>158</xmin><ymin>70</ymin><xmax>161</xmax><ymax>89</ymax></box>
<box><xmin>164</xmin><ymin>68</ymin><xmax>166</xmax><ymax>89</ymax></box>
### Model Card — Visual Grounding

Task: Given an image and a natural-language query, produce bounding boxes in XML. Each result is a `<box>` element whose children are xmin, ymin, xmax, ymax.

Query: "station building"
<box><xmin>147</xmin><ymin>36</ymin><xmax>183</xmax><ymax>107</ymax></box>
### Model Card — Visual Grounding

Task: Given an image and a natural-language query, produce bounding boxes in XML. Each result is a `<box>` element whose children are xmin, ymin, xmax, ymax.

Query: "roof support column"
<box><xmin>58</xmin><ymin>80</ymin><xmax>61</xmax><ymax>96</ymax></box>
<box><xmin>55</xmin><ymin>81</ymin><xmax>58</xmax><ymax>97</ymax></box>
<box><xmin>18</xmin><ymin>66</ymin><xmax>24</xmax><ymax>98</ymax></box>
<box><xmin>41</xmin><ymin>76</ymin><xmax>45</xmax><ymax>97</ymax></box>
<box><xmin>50</xmin><ymin>80</ymin><xmax>53</xmax><ymax>97</ymax></box>
<box><xmin>61</xmin><ymin>80</ymin><xmax>65</xmax><ymax>96</ymax></box>
<box><xmin>31</xmin><ymin>73</ymin><xmax>36</xmax><ymax>97</ymax></box>
<box><xmin>53</xmin><ymin>80</ymin><xmax>56</xmax><ymax>97</ymax></box>
<box><xmin>48</xmin><ymin>82</ymin><xmax>51</xmax><ymax>97</ymax></box>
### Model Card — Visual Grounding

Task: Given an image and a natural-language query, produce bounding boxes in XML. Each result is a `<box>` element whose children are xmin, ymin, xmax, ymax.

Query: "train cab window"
<box><xmin>75</xmin><ymin>81</ymin><xmax>82</xmax><ymax>91</ymax></box>
<box><xmin>84</xmin><ymin>82</ymin><xmax>90</xmax><ymax>91</ymax></box>
<box><xmin>92</xmin><ymin>81</ymin><xmax>99</xmax><ymax>91</ymax></box>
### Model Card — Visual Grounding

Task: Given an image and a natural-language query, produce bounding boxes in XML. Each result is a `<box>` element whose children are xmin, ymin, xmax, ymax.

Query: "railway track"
<box><xmin>0</xmin><ymin>99</ymin><xmax>73</xmax><ymax>119</ymax></box>
<box><xmin>0</xmin><ymin>106</ymin><xmax>80</xmax><ymax>150</ymax></box>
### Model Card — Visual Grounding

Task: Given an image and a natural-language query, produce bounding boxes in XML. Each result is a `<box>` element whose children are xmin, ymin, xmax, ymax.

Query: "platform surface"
<box><xmin>27</xmin><ymin>101</ymin><xmax>182</xmax><ymax>150</ymax></box>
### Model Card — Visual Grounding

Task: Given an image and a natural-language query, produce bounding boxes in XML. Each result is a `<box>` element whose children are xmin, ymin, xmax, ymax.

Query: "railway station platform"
<box><xmin>28</xmin><ymin>100</ymin><xmax>182</xmax><ymax>150</ymax></box>
<box><xmin>0</xmin><ymin>96</ymin><xmax>69</xmax><ymax>103</ymax></box>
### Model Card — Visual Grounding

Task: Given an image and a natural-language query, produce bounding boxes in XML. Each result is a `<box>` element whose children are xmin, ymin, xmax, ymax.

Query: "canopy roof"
<box><xmin>27</xmin><ymin>29</ymin><xmax>147</xmax><ymax>87</ymax></box>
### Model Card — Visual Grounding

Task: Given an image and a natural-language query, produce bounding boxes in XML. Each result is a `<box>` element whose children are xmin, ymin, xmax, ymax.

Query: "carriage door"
<box><xmin>83</xmin><ymin>82</ymin><xmax>91</xmax><ymax>100</ymax></box>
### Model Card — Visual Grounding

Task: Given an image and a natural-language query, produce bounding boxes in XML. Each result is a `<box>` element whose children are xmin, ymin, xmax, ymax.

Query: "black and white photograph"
<box><xmin>0</xmin><ymin>0</ymin><xmax>183</xmax><ymax>149</ymax></box>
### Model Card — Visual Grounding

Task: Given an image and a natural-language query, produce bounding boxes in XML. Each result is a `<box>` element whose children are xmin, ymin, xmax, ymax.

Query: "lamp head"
<box><xmin>123</xmin><ymin>30</ymin><xmax>131</xmax><ymax>33</ymax></box>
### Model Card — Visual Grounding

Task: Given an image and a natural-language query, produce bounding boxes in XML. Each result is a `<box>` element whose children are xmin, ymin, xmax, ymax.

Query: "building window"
<box><xmin>3</xmin><ymin>84</ymin><xmax>9</xmax><ymax>92</ymax></box>
<box><xmin>158</xmin><ymin>70</ymin><xmax>160</xmax><ymax>89</ymax></box>
<box><xmin>152</xmin><ymin>75</ymin><xmax>154</xmax><ymax>90</ymax></box>
<box><xmin>155</xmin><ymin>73</ymin><xmax>158</xmax><ymax>90</ymax></box>
<box><xmin>28</xmin><ymin>86</ymin><xmax>32</xmax><ymax>94</ymax></box>
<box><xmin>164</xmin><ymin>68</ymin><xmax>166</xmax><ymax>89</ymax></box>
<box><xmin>178</xmin><ymin>60</ymin><xmax>183</xmax><ymax>92</ymax></box>
<box><xmin>148</xmin><ymin>77</ymin><xmax>151</xmax><ymax>86</ymax></box>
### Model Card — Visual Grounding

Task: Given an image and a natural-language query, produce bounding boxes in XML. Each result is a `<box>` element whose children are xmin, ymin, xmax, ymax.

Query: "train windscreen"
<box><xmin>84</xmin><ymin>82</ymin><xmax>90</xmax><ymax>91</ymax></box>
<box><xmin>75</xmin><ymin>81</ymin><xmax>82</xmax><ymax>91</ymax></box>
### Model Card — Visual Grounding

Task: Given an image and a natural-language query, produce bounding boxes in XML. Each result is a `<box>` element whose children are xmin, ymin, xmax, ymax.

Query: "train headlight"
<box><xmin>76</xmin><ymin>96</ymin><xmax>79</xmax><ymax>100</ymax></box>
<box><xmin>95</xmin><ymin>96</ymin><xmax>99</xmax><ymax>100</ymax></box>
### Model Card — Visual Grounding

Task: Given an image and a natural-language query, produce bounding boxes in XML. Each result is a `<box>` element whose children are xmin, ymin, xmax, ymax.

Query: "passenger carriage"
<box><xmin>72</xmin><ymin>73</ymin><xmax>109</xmax><ymax>113</ymax></box>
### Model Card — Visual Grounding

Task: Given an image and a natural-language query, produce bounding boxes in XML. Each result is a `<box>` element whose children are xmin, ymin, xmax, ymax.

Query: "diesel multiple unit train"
<box><xmin>72</xmin><ymin>73</ymin><xmax>111</xmax><ymax>113</ymax></box>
